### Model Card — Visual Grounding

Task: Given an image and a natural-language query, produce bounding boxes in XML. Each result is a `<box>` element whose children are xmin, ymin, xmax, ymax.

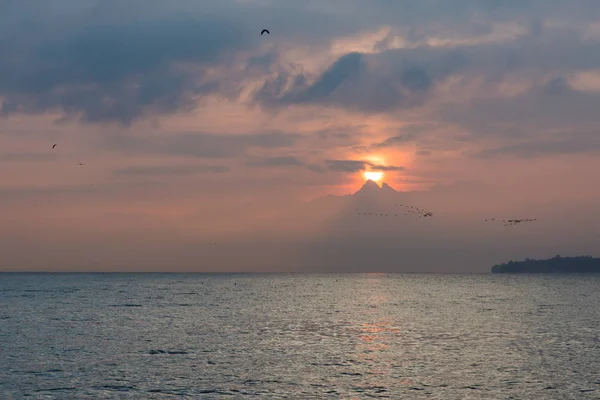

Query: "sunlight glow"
<box><xmin>363</xmin><ymin>171</ymin><xmax>384</xmax><ymax>182</ymax></box>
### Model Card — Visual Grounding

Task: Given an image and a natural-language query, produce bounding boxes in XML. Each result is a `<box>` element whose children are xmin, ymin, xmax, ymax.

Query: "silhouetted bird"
<box><xmin>261</xmin><ymin>29</ymin><xmax>270</xmax><ymax>35</ymax></box>
<box><xmin>52</xmin><ymin>144</ymin><xmax>57</xmax><ymax>149</ymax></box>
<box><xmin>77</xmin><ymin>163</ymin><xmax>84</xmax><ymax>166</ymax></box>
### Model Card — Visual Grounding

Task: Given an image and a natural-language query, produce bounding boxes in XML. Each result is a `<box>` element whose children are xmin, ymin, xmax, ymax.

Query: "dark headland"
<box><xmin>491</xmin><ymin>255</ymin><xmax>600</xmax><ymax>273</ymax></box>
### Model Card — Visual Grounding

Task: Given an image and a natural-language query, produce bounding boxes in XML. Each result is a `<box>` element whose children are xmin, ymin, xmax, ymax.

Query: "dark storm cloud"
<box><xmin>1</xmin><ymin>0</ymin><xmax>416</xmax><ymax>124</ymax></box>
<box><xmin>0</xmin><ymin>14</ymin><xmax>248</xmax><ymax>124</ymax></box>
<box><xmin>3</xmin><ymin>0</ymin><xmax>600</xmax><ymax>124</ymax></box>
<box><xmin>254</xmin><ymin>48</ymin><xmax>468</xmax><ymax>112</ymax></box>
<box><xmin>284</xmin><ymin>52</ymin><xmax>366</xmax><ymax>103</ymax></box>
<box><xmin>255</xmin><ymin>21</ymin><xmax>600</xmax><ymax>114</ymax></box>
<box><xmin>114</xmin><ymin>164</ymin><xmax>230</xmax><ymax>176</ymax></box>
<box><xmin>102</xmin><ymin>131</ymin><xmax>300</xmax><ymax>158</ymax></box>
<box><xmin>0</xmin><ymin>0</ymin><xmax>285</xmax><ymax>124</ymax></box>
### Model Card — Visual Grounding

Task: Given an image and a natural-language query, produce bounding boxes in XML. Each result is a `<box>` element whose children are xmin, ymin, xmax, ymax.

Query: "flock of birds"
<box><xmin>485</xmin><ymin>218</ymin><xmax>537</xmax><ymax>227</ymax></box>
<box><xmin>356</xmin><ymin>203</ymin><xmax>537</xmax><ymax>227</ymax></box>
<box><xmin>356</xmin><ymin>203</ymin><xmax>434</xmax><ymax>219</ymax></box>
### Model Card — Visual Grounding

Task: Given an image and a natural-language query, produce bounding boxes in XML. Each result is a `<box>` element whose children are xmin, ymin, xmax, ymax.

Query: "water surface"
<box><xmin>1</xmin><ymin>273</ymin><xmax>599</xmax><ymax>399</ymax></box>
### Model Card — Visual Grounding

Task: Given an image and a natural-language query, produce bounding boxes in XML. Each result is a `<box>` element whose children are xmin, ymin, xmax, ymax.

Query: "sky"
<box><xmin>1</xmin><ymin>0</ymin><xmax>600</xmax><ymax>272</ymax></box>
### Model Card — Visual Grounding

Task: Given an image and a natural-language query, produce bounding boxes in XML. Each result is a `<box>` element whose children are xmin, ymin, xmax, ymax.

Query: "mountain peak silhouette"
<box><xmin>381</xmin><ymin>182</ymin><xmax>397</xmax><ymax>193</ymax></box>
<box><xmin>354</xmin><ymin>180</ymin><xmax>398</xmax><ymax>196</ymax></box>
<box><xmin>359</xmin><ymin>179</ymin><xmax>380</xmax><ymax>190</ymax></box>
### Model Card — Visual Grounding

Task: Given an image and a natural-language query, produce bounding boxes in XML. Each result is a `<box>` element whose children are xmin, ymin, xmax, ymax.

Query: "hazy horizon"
<box><xmin>2</xmin><ymin>1</ymin><xmax>600</xmax><ymax>272</ymax></box>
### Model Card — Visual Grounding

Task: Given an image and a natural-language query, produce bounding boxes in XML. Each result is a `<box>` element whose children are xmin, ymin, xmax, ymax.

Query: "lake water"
<box><xmin>1</xmin><ymin>273</ymin><xmax>599</xmax><ymax>399</ymax></box>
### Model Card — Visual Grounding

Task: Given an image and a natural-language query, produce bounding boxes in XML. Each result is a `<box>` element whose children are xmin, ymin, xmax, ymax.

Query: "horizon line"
<box><xmin>0</xmin><ymin>270</ymin><xmax>492</xmax><ymax>274</ymax></box>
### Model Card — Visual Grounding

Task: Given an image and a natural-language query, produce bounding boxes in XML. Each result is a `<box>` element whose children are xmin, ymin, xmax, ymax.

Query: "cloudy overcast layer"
<box><xmin>1</xmin><ymin>0</ymin><xmax>600</xmax><ymax>272</ymax></box>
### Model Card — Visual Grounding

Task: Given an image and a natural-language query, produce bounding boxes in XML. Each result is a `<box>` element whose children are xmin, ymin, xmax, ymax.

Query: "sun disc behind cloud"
<box><xmin>363</xmin><ymin>171</ymin><xmax>384</xmax><ymax>182</ymax></box>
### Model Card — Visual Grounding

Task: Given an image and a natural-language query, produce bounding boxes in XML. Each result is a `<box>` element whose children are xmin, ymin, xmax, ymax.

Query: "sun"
<box><xmin>363</xmin><ymin>171</ymin><xmax>384</xmax><ymax>182</ymax></box>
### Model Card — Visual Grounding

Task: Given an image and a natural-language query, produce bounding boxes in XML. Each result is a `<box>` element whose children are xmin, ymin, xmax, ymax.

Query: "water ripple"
<box><xmin>1</xmin><ymin>273</ymin><xmax>599</xmax><ymax>399</ymax></box>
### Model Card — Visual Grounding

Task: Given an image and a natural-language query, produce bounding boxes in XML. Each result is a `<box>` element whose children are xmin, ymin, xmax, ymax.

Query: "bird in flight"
<box><xmin>261</xmin><ymin>29</ymin><xmax>270</xmax><ymax>35</ymax></box>
<box><xmin>77</xmin><ymin>163</ymin><xmax>85</xmax><ymax>166</ymax></box>
<box><xmin>52</xmin><ymin>144</ymin><xmax>57</xmax><ymax>149</ymax></box>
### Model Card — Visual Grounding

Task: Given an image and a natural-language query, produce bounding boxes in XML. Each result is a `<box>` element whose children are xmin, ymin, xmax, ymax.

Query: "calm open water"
<box><xmin>1</xmin><ymin>273</ymin><xmax>599</xmax><ymax>399</ymax></box>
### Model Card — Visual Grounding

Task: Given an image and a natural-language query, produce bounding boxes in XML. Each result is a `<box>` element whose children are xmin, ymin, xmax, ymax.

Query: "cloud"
<box><xmin>375</xmin><ymin>133</ymin><xmax>417</xmax><ymax>148</ymax></box>
<box><xmin>255</xmin><ymin>49</ymin><xmax>467</xmax><ymax>113</ymax></box>
<box><xmin>325</xmin><ymin>159</ymin><xmax>404</xmax><ymax>172</ymax></box>
<box><xmin>373</xmin><ymin>123</ymin><xmax>441</xmax><ymax>148</ymax></box>
<box><xmin>371</xmin><ymin>164</ymin><xmax>405</xmax><ymax>171</ymax></box>
<box><xmin>244</xmin><ymin>156</ymin><xmax>306</xmax><ymax>168</ymax></box>
<box><xmin>102</xmin><ymin>131</ymin><xmax>300</xmax><ymax>158</ymax></box>
<box><xmin>325</xmin><ymin>159</ymin><xmax>367</xmax><ymax>172</ymax></box>
<box><xmin>475</xmin><ymin>138</ymin><xmax>600</xmax><ymax>158</ymax></box>
<box><xmin>283</xmin><ymin>52</ymin><xmax>366</xmax><ymax>103</ymax></box>
<box><xmin>252</xmin><ymin>20</ymin><xmax>600</xmax><ymax>121</ymax></box>
<box><xmin>3</xmin><ymin>0</ymin><xmax>437</xmax><ymax>124</ymax></box>
<box><xmin>0</xmin><ymin>153</ymin><xmax>57</xmax><ymax>162</ymax></box>
<box><xmin>114</xmin><ymin>164</ymin><xmax>230</xmax><ymax>176</ymax></box>
<box><xmin>3</xmin><ymin>0</ymin><xmax>600</xmax><ymax>126</ymax></box>
<box><xmin>439</xmin><ymin>78</ymin><xmax>600</xmax><ymax>142</ymax></box>
<box><xmin>0</xmin><ymin>181</ymin><xmax>162</xmax><ymax>204</ymax></box>
<box><xmin>0</xmin><ymin>1</ymin><xmax>258</xmax><ymax>124</ymax></box>
<box><xmin>245</xmin><ymin>156</ymin><xmax>389</xmax><ymax>174</ymax></box>
<box><xmin>246</xmin><ymin>52</ymin><xmax>279</xmax><ymax>74</ymax></box>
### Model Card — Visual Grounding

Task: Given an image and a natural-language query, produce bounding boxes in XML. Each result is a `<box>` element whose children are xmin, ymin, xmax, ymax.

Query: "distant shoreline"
<box><xmin>492</xmin><ymin>255</ymin><xmax>600</xmax><ymax>273</ymax></box>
